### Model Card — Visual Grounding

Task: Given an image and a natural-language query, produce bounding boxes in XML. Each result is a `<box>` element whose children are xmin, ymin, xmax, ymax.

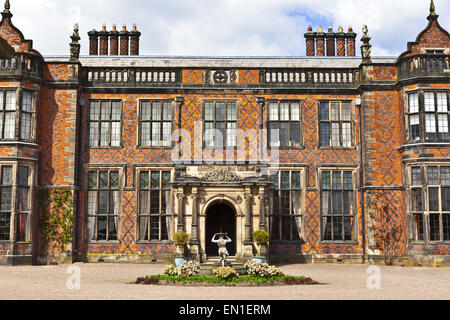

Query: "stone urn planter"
<box><xmin>173</xmin><ymin>231</ymin><xmax>190</xmax><ymax>267</ymax></box>
<box><xmin>252</xmin><ymin>230</ymin><xmax>269</xmax><ymax>263</ymax></box>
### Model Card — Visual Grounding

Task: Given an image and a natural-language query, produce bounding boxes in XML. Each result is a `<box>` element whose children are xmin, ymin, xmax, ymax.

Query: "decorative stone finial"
<box><xmin>361</xmin><ymin>25</ymin><xmax>372</xmax><ymax>63</ymax></box>
<box><xmin>428</xmin><ymin>0</ymin><xmax>438</xmax><ymax>21</ymax></box>
<box><xmin>2</xmin><ymin>0</ymin><xmax>12</xmax><ymax>18</ymax></box>
<box><xmin>70</xmin><ymin>23</ymin><xmax>81</xmax><ymax>62</ymax></box>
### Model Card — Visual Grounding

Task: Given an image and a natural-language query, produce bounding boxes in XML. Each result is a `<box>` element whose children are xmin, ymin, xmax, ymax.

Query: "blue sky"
<box><xmin>5</xmin><ymin>0</ymin><xmax>450</xmax><ymax>57</ymax></box>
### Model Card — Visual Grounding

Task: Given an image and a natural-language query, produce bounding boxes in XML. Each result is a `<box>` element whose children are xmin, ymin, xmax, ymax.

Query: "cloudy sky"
<box><xmin>6</xmin><ymin>0</ymin><xmax>450</xmax><ymax>57</ymax></box>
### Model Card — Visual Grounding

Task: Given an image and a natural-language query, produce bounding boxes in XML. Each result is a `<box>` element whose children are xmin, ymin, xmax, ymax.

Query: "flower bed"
<box><xmin>135</xmin><ymin>260</ymin><xmax>318</xmax><ymax>287</ymax></box>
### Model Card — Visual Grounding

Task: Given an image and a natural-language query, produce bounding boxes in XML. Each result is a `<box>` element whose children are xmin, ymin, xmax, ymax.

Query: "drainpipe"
<box><xmin>74</xmin><ymin>94</ymin><xmax>84</xmax><ymax>262</ymax></box>
<box><xmin>356</xmin><ymin>96</ymin><xmax>366</xmax><ymax>263</ymax></box>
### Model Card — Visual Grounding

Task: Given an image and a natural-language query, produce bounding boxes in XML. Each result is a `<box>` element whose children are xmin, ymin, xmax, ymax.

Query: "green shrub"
<box><xmin>252</xmin><ymin>230</ymin><xmax>269</xmax><ymax>245</ymax></box>
<box><xmin>173</xmin><ymin>231</ymin><xmax>190</xmax><ymax>246</ymax></box>
<box><xmin>213</xmin><ymin>266</ymin><xmax>239</xmax><ymax>281</ymax></box>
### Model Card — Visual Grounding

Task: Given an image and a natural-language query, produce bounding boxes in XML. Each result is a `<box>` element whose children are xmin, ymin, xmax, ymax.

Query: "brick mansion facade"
<box><xmin>0</xmin><ymin>0</ymin><xmax>449</xmax><ymax>266</ymax></box>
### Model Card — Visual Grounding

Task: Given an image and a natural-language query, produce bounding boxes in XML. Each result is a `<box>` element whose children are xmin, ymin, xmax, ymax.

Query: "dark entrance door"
<box><xmin>205</xmin><ymin>202</ymin><xmax>236</xmax><ymax>257</ymax></box>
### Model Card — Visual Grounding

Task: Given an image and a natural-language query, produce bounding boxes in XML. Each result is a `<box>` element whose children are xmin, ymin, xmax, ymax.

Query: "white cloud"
<box><xmin>5</xmin><ymin>0</ymin><xmax>450</xmax><ymax>57</ymax></box>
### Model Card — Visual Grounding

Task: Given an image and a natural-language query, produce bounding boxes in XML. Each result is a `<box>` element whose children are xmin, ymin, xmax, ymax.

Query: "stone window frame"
<box><xmin>405</xmin><ymin>90</ymin><xmax>450</xmax><ymax>144</ymax></box>
<box><xmin>406</xmin><ymin>163</ymin><xmax>450</xmax><ymax>243</ymax></box>
<box><xmin>0</xmin><ymin>161</ymin><xmax>34</xmax><ymax>243</ymax></box>
<box><xmin>268</xmin><ymin>167</ymin><xmax>306</xmax><ymax>242</ymax></box>
<box><xmin>318</xmin><ymin>167</ymin><xmax>359</xmax><ymax>243</ymax></box>
<box><xmin>87</xmin><ymin>99</ymin><xmax>123</xmax><ymax>148</ymax></box>
<box><xmin>136</xmin><ymin>167</ymin><xmax>174</xmax><ymax>243</ymax></box>
<box><xmin>0</xmin><ymin>88</ymin><xmax>37</xmax><ymax>143</ymax></box>
<box><xmin>267</xmin><ymin>99</ymin><xmax>304</xmax><ymax>149</ymax></box>
<box><xmin>318</xmin><ymin>100</ymin><xmax>355</xmax><ymax>149</ymax></box>
<box><xmin>84</xmin><ymin>166</ymin><xmax>124</xmax><ymax>243</ymax></box>
<box><xmin>202</xmin><ymin>99</ymin><xmax>240</xmax><ymax>149</ymax></box>
<box><xmin>137</xmin><ymin>99</ymin><xmax>175</xmax><ymax>149</ymax></box>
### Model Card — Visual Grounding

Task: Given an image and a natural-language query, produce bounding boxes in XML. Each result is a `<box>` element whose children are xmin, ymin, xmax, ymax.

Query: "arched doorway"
<box><xmin>205</xmin><ymin>201</ymin><xmax>237</xmax><ymax>257</ymax></box>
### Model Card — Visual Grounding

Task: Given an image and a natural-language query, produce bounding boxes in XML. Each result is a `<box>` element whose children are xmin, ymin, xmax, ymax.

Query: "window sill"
<box><xmin>318</xmin><ymin>147</ymin><xmax>357</xmax><ymax>150</ymax></box>
<box><xmin>136</xmin><ymin>146</ymin><xmax>173</xmax><ymax>150</ymax></box>
<box><xmin>88</xmin><ymin>146</ymin><xmax>123</xmax><ymax>150</ymax></box>
<box><xmin>269</xmin><ymin>240</ymin><xmax>306</xmax><ymax>244</ymax></box>
<box><xmin>136</xmin><ymin>240</ymin><xmax>173</xmax><ymax>244</ymax></box>
<box><xmin>319</xmin><ymin>240</ymin><xmax>359</xmax><ymax>245</ymax></box>
<box><xmin>273</xmin><ymin>146</ymin><xmax>306</xmax><ymax>150</ymax></box>
<box><xmin>85</xmin><ymin>241</ymin><xmax>121</xmax><ymax>244</ymax></box>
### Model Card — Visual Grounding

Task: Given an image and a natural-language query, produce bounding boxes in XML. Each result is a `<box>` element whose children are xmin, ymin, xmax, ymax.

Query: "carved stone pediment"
<box><xmin>203</xmin><ymin>169</ymin><xmax>240</xmax><ymax>182</ymax></box>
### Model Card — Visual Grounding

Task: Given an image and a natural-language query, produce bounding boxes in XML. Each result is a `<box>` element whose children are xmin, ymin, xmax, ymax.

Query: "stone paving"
<box><xmin>0</xmin><ymin>263</ymin><xmax>449</xmax><ymax>300</ymax></box>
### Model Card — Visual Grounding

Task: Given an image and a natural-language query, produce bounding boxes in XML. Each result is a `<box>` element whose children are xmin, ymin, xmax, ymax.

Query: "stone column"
<box><xmin>258</xmin><ymin>193</ymin><xmax>266</xmax><ymax>231</ymax></box>
<box><xmin>190</xmin><ymin>193</ymin><xmax>200</xmax><ymax>261</ymax></box>
<box><xmin>243</xmin><ymin>193</ymin><xmax>254</xmax><ymax>258</ymax></box>
<box><xmin>177</xmin><ymin>193</ymin><xmax>185</xmax><ymax>232</ymax></box>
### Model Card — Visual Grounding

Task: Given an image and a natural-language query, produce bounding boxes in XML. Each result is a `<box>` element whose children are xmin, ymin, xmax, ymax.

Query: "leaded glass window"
<box><xmin>319</xmin><ymin>101</ymin><xmax>353</xmax><ymax>147</ymax></box>
<box><xmin>89</xmin><ymin>101</ymin><xmax>122</xmax><ymax>147</ymax></box>
<box><xmin>268</xmin><ymin>101</ymin><xmax>302</xmax><ymax>147</ymax></box>
<box><xmin>204</xmin><ymin>101</ymin><xmax>237</xmax><ymax>148</ymax></box>
<box><xmin>140</xmin><ymin>101</ymin><xmax>172</xmax><ymax>147</ymax></box>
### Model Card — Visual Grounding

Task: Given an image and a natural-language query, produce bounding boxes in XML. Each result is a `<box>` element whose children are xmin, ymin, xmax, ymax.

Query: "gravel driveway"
<box><xmin>0</xmin><ymin>263</ymin><xmax>449</xmax><ymax>300</ymax></box>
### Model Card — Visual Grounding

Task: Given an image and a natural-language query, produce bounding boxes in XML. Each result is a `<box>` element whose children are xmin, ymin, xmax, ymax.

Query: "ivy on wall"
<box><xmin>39</xmin><ymin>189</ymin><xmax>74</xmax><ymax>262</ymax></box>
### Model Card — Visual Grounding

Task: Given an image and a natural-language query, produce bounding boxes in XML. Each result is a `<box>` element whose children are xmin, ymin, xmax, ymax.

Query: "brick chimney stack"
<box><xmin>346</xmin><ymin>27</ymin><xmax>357</xmax><ymax>56</ymax></box>
<box><xmin>109</xmin><ymin>24</ymin><xmax>119</xmax><ymax>56</ymax></box>
<box><xmin>88</xmin><ymin>29</ymin><xmax>99</xmax><ymax>55</ymax></box>
<box><xmin>304</xmin><ymin>26</ymin><xmax>316</xmax><ymax>56</ymax></box>
<box><xmin>336</xmin><ymin>26</ymin><xmax>346</xmax><ymax>57</ymax></box>
<box><xmin>98</xmin><ymin>24</ymin><xmax>109</xmax><ymax>55</ymax></box>
<box><xmin>326</xmin><ymin>27</ymin><xmax>336</xmax><ymax>56</ymax></box>
<box><xmin>129</xmin><ymin>24</ymin><xmax>141</xmax><ymax>56</ymax></box>
<box><xmin>316</xmin><ymin>26</ymin><xmax>325</xmax><ymax>56</ymax></box>
<box><xmin>120</xmin><ymin>25</ymin><xmax>130</xmax><ymax>56</ymax></box>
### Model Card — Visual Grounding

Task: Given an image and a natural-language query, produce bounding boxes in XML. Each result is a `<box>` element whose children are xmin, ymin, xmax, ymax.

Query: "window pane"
<box><xmin>333</xmin><ymin>216</ymin><xmax>343</xmax><ymax>239</ymax></box>
<box><xmin>342</xmin><ymin>122</ymin><xmax>351</xmax><ymax>147</ymax></box>
<box><xmin>322</xmin><ymin>171</ymin><xmax>331</xmax><ymax>190</ymax></box>
<box><xmin>429</xmin><ymin>188</ymin><xmax>439</xmax><ymax>211</ymax></box>
<box><xmin>0</xmin><ymin>187</ymin><xmax>11</xmax><ymax>211</ymax></box>
<box><xmin>5</xmin><ymin>91</ymin><xmax>15</xmax><ymax>111</ymax></box>
<box><xmin>269</xmin><ymin>103</ymin><xmax>278</xmax><ymax>121</ymax></box>
<box><xmin>280</xmin><ymin>171</ymin><xmax>290</xmax><ymax>190</ymax></box>
<box><xmin>162</xmin><ymin>122</ymin><xmax>172</xmax><ymax>147</ymax></box>
<box><xmin>280</xmin><ymin>123</ymin><xmax>289</xmax><ymax>146</ymax></box>
<box><xmin>88</xmin><ymin>172</ymin><xmax>97</xmax><ymax>189</ymax></box>
<box><xmin>20</xmin><ymin>113</ymin><xmax>31</xmax><ymax>140</ymax></box>
<box><xmin>330</xmin><ymin>103</ymin><xmax>340</xmax><ymax>121</ymax></box>
<box><xmin>342</xmin><ymin>103</ymin><xmax>351</xmax><ymax>121</ymax></box>
<box><xmin>141</xmin><ymin>122</ymin><xmax>151</xmax><ymax>146</ymax></box>
<box><xmin>18</xmin><ymin>166</ymin><xmax>29</xmax><ymax>186</ymax></box>
<box><xmin>280</xmin><ymin>103</ymin><xmax>289</xmax><ymax>121</ymax></box>
<box><xmin>291</xmin><ymin>172</ymin><xmax>301</xmax><ymax>190</ymax></box>
<box><xmin>162</xmin><ymin>172</ymin><xmax>171</xmax><ymax>189</ymax></box>
<box><xmin>425</xmin><ymin>114</ymin><xmax>436</xmax><ymax>139</ymax></box>
<box><xmin>2</xmin><ymin>166</ymin><xmax>12</xmax><ymax>185</ymax></box>
<box><xmin>99</xmin><ymin>172</ymin><xmax>108</xmax><ymax>189</ymax></box>
<box><xmin>140</xmin><ymin>171</ymin><xmax>149</xmax><ymax>189</ymax></box>
<box><xmin>111</xmin><ymin>102</ymin><xmax>121</xmax><ymax>120</ymax></box>
<box><xmin>152</xmin><ymin>122</ymin><xmax>161</xmax><ymax>147</ymax></box>
<box><xmin>269</xmin><ymin>122</ymin><xmax>279</xmax><ymax>146</ymax></box>
<box><xmin>424</xmin><ymin>92</ymin><xmax>435</xmax><ymax>112</ymax></box>
<box><xmin>89</xmin><ymin>122</ymin><xmax>99</xmax><ymax>147</ymax></box>
<box><xmin>437</xmin><ymin>92</ymin><xmax>448</xmax><ymax>112</ymax></box>
<box><xmin>428</xmin><ymin>166</ymin><xmax>439</xmax><ymax>185</ymax></box>
<box><xmin>442</xmin><ymin>187</ymin><xmax>450</xmax><ymax>212</ymax></box>
<box><xmin>409</xmin><ymin>93</ymin><xmax>419</xmax><ymax>113</ymax></box>
<box><xmin>411</xmin><ymin>188</ymin><xmax>423</xmax><ymax>212</ymax></box>
<box><xmin>344</xmin><ymin>216</ymin><xmax>353</xmax><ymax>241</ymax></box>
<box><xmin>331</xmin><ymin>123</ymin><xmax>340</xmax><ymax>147</ymax></box>
<box><xmin>414</xmin><ymin>214</ymin><xmax>424</xmax><ymax>241</ymax></box>
<box><xmin>141</xmin><ymin>102</ymin><xmax>151</xmax><ymax>121</ymax></box>
<box><xmin>320</xmin><ymin>122</ymin><xmax>330</xmax><ymax>147</ymax></box>
<box><xmin>110</xmin><ymin>122</ymin><xmax>120</xmax><ymax>147</ymax></box>
<box><xmin>97</xmin><ymin>216</ymin><xmax>107</xmax><ymax>240</ymax></box>
<box><xmin>443</xmin><ymin>215</ymin><xmax>450</xmax><ymax>241</ymax></box>
<box><xmin>110</xmin><ymin>172</ymin><xmax>119</xmax><ymax>189</ymax></box>
<box><xmin>441</xmin><ymin>167</ymin><xmax>450</xmax><ymax>186</ymax></box>
<box><xmin>151</xmin><ymin>172</ymin><xmax>160</xmax><ymax>189</ymax></box>
<box><xmin>429</xmin><ymin>214</ymin><xmax>440</xmax><ymax>241</ymax></box>
<box><xmin>0</xmin><ymin>92</ymin><xmax>3</xmax><ymax>110</ymax></box>
<box><xmin>343</xmin><ymin>191</ymin><xmax>353</xmax><ymax>215</ymax></box>
<box><xmin>4</xmin><ymin>113</ymin><xmax>15</xmax><ymax>139</ymax></box>
<box><xmin>22</xmin><ymin>91</ymin><xmax>32</xmax><ymax>112</ymax></box>
<box><xmin>216</xmin><ymin>122</ymin><xmax>225</xmax><ymax>147</ymax></box>
<box><xmin>319</xmin><ymin>102</ymin><xmax>329</xmax><ymax>121</ymax></box>
<box><xmin>0</xmin><ymin>213</ymin><xmax>11</xmax><ymax>240</ymax></box>
<box><xmin>162</xmin><ymin>102</ymin><xmax>172</xmax><ymax>121</ymax></box>
<box><xmin>291</xmin><ymin>122</ymin><xmax>301</xmax><ymax>146</ymax></box>
<box><xmin>227</xmin><ymin>103</ymin><xmax>236</xmax><ymax>121</ymax></box>
<box><xmin>270</xmin><ymin>172</ymin><xmax>279</xmax><ymax>190</ymax></box>
<box><xmin>343</xmin><ymin>172</ymin><xmax>353</xmax><ymax>190</ymax></box>
<box><xmin>226</xmin><ymin>122</ymin><xmax>236</xmax><ymax>147</ymax></box>
<box><xmin>291</xmin><ymin>103</ymin><xmax>300</xmax><ymax>121</ymax></box>
<box><xmin>150</xmin><ymin>191</ymin><xmax>160</xmax><ymax>214</ymax></box>
<box><xmin>438</xmin><ymin>114</ymin><xmax>448</xmax><ymax>140</ymax></box>
<box><xmin>216</xmin><ymin>102</ymin><xmax>225</xmax><ymax>121</ymax></box>
<box><xmin>90</xmin><ymin>102</ymin><xmax>99</xmax><ymax>120</ymax></box>
<box><xmin>205</xmin><ymin>103</ymin><xmax>214</xmax><ymax>121</ymax></box>
<box><xmin>410</xmin><ymin>114</ymin><xmax>420</xmax><ymax>140</ymax></box>
<box><xmin>412</xmin><ymin>167</ymin><xmax>422</xmax><ymax>186</ymax></box>
<box><xmin>100</xmin><ymin>122</ymin><xmax>110</xmax><ymax>146</ymax></box>
<box><xmin>152</xmin><ymin>102</ymin><xmax>162</xmax><ymax>121</ymax></box>
<box><xmin>100</xmin><ymin>102</ymin><xmax>111</xmax><ymax>120</ymax></box>
<box><xmin>98</xmin><ymin>191</ymin><xmax>108</xmax><ymax>214</ymax></box>
<box><xmin>332</xmin><ymin>172</ymin><xmax>342</xmax><ymax>190</ymax></box>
